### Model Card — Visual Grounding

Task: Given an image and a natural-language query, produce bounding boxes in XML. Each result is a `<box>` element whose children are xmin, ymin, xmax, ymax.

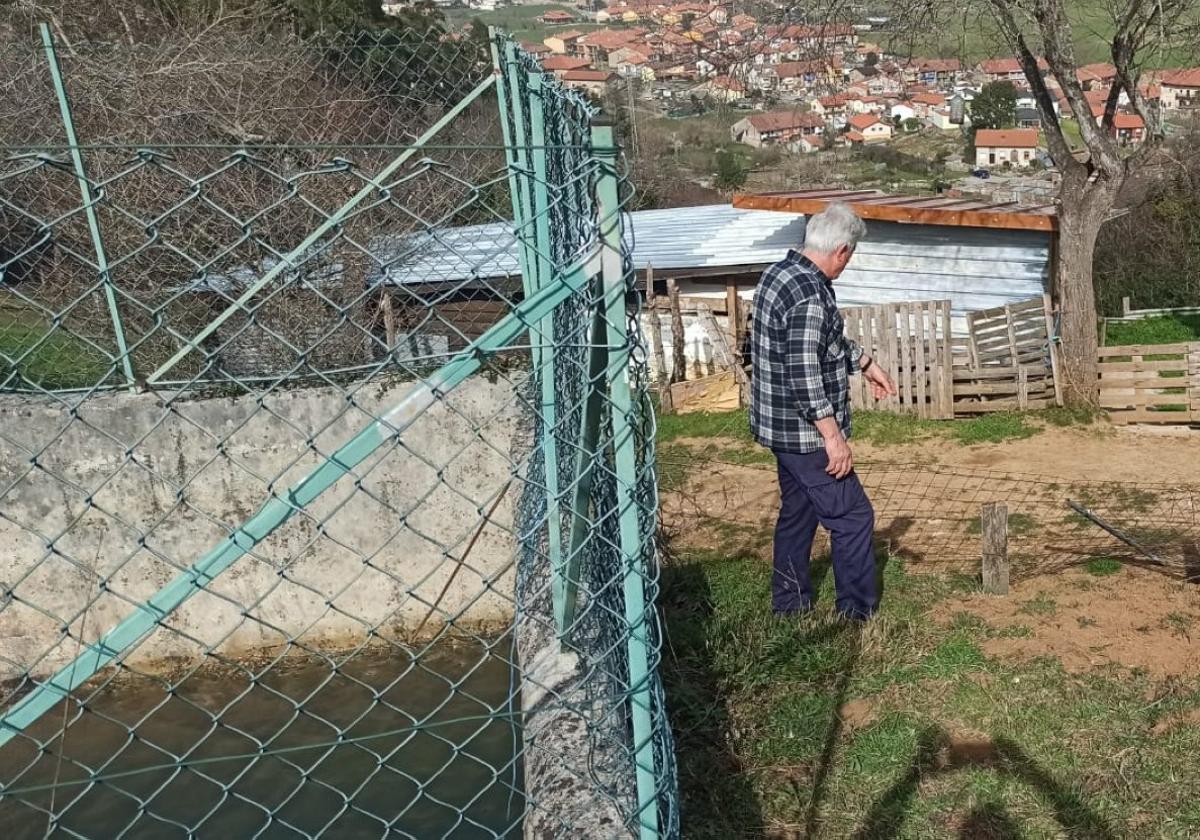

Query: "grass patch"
<box><xmin>967</xmin><ymin>511</ymin><xmax>1040</xmax><ymax>536</ymax></box>
<box><xmin>852</xmin><ymin>410</ymin><xmax>943</xmax><ymax>446</ymax></box>
<box><xmin>1105</xmin><ymin>314</ymin><xmax>1200</xmax><ymax>346</ymax></box>
<box><xmin>655</xmin><ymin>407</ymin><xmax>752</xmax><ymax>444</ymax></box>
<box><xmin>1085</xmin><ymin>557</ymin><xmax>1123</xmax><ymax>577</ymax></box>
<box><xmin>952</xmin><ymin>412</ymin><xmax>1039</xmax><ymax>445</ymax></box>
<box><xmin>661</xmin><ymin>540</ymin><xmax>1200</xmax><ymax>838</ymax></box>
<box><xmin>1018</xmin><ymin>593</ymin><xmax>1058</xmax><ymax>616</ymax></box>
<box><xmin>0</xmin><ymin>317</ymin><xmax>113</xmax><ymax>390</ymax></box>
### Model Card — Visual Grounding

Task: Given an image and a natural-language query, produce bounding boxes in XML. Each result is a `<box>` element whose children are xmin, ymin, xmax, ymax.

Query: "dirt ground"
<box><xmin>663</xmin><ymin>421</ymin><xmax>1200</xmax><ymax>679</ymax></box>
<box><xmin>856</xmin><ymin>423</ymin><xmax>1200</xmax><ymax>485</ymax></box>
<box><xmin>957</xmin><ymin>566</ymin><xmax>1200</xmax><ymax>678</ymax></box>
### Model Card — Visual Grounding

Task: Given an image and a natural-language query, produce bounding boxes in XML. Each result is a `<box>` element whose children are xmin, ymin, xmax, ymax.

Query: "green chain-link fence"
<box><xmin>0</xmin><ymin>19</ymin><xmax>677</xmax><ymax>839</ymax></box>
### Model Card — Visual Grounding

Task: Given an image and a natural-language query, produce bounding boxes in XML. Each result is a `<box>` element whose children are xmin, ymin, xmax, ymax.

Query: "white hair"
<box><xmin>802</xmin><ymin>201</ymin><xmax>867</xmax><ymax>255</ymax></box>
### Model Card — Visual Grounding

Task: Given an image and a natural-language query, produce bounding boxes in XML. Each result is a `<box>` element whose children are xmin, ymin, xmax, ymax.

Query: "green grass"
<box><xmin>967</xmin><ymin>511</ymin><xmax>1040</xmax><ymax>536</ymax></box>
<box><xmin>1105</xmin><ymin>314</ymin><xmax>1200</xmax><ymax>346</ymax></box>
<box><xmin>1085</xmin><ymin>557</ymin><xmax>1123</xmax><ymax>576</ymax></box>
<box><xmin>661</xmin><ymin>546</ymin><xmax>1200</xmax><ymax>838</ymax></box>
<box><xmin>444</xmin><ymin>3</ymin><xmax>601</xmax><ymax>43</ymax></box>
<box><xmin>952</xmin><ymin>412</ymin><xmax>1040</xmax><ymax>445</ymax></box>
<box><xmin>0</xmin><ymin>317</ymin><xmax>113</xmax><ymax>390</ymax></box>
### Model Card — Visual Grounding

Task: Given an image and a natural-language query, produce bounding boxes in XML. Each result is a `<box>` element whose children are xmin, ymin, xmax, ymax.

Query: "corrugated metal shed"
<box><xmin>371</xmin><ymin>202</ymin><xmax>1052</xmax><ymax>333</ymax></box>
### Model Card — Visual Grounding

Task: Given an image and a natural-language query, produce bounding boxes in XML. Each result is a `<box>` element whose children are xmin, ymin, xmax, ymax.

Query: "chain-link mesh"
<box><xmin>0</xmin><ymin>23</ymin><xmax>677</xmax><ymax>839</ymax></box>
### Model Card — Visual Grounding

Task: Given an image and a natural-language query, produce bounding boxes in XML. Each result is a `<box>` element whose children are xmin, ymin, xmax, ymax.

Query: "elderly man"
<box><xmin>750</xmin><ymin>202</ymin><xmax>896</xmax><ymax>621</ymax></box>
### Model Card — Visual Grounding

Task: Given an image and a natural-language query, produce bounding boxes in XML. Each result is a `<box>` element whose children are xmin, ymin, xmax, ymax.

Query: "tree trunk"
<box><xmin>1054</xmin><ymin>173</ymin><xmax>1119</xmax><ymax>408</ymax></box>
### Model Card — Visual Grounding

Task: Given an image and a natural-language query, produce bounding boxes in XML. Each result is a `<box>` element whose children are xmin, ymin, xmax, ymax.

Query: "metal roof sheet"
<box><xmin>369</xmin><ymin>203</ymin><xmax>1053</xmax><ymax>333</ymax></box>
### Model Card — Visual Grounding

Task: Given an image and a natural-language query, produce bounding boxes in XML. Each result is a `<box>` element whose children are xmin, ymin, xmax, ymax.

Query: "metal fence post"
<box><xmin>592</xmin><ymin>117</ymin><xmax>661</xmax><ymax>840</ymax></box>
<box><xmin>492</xmin><ymin>34</ymin><xmax>565</xmax><ymax>624</ymax></box>
<box><xmin>40</xmin><ymin>23</ymin><xmax>137</xmax><ymax>391</ymax></box>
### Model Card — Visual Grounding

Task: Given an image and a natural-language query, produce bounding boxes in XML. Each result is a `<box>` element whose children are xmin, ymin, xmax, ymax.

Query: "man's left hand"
<box><xmin>862</xmin><ymin>358</ymin><xmax>897</xmax><ymax>400</ymax></box>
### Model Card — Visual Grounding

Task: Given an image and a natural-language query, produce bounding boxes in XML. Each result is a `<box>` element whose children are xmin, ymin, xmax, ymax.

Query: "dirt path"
<box><xmin>854</xmin><ymin>423</ymin><xmax>1200</xmax><ymax>485</ymax></box>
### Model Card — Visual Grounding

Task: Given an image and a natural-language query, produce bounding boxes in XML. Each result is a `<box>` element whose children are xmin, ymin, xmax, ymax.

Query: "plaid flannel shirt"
<box><xmin>749</xmin><ymin>250</ymin><xmax>864</xmax><ymax>454</ymax></box>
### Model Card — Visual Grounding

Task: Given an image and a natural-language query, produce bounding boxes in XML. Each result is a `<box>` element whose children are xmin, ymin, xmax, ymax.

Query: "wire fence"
<box><xmin>0</xmin><ymin>21</ymin><xmax>677</xmax><ymax>840</ymax></box>
<box><xmin>658</xmin><ymin>410</ymin><xmax>1200</xmax><ymax>583</ymax></box>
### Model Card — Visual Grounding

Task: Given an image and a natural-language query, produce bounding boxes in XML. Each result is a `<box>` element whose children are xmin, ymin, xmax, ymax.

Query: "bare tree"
<box><xmin>878</xmin><ymin>0</ymin><xmax>1200</xmax><ymax>405</ymax></box>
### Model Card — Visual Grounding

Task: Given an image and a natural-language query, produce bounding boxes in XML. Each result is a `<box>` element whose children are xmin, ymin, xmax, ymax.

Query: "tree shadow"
<box><xmin>854</xmin><ymin>726</ymin><xmax>1118</xmax><ymax>840</ymax></box>
<box><xmin>659</xmin><ymin>561</ymin><xmax>767</xmax><ymax>839</ymax></box>
<box><xmin>959</xmin><ymin>802</ymin><xmax>1023</xmax><ymax>839</ymax></box>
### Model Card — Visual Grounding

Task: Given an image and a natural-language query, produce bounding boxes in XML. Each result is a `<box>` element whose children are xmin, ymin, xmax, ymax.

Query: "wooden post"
<box><xmin>645</xmin><ymin>266</ymin><xmax>673</xmax><ymax>414</ymax></box>
<box><xmin>668</xmin><ymin>277</ymin><xmax>686</xmax><ymax>385</ymax></box>
<box><xmin>981</xmin><ymin>502</ymin><xmax>1009</xmax><ymax>595</ymax></box>
<box><xmin>1016</xmin><ymin>366</ymin><xmax>1029</xmax><ymax>410</ymax></box>
<box><xmin>1044</xmin><ymin>294</ymin><xmax>1063</xmax><ymax>407</ymax></box>
<box><xmin>1122</xmin><ymin>296</ymin><xmax>1131</xmax><ymax>317</ymax></box>
<box><xmin>726</xmin><ymin>281</ymin><xmax>745</xmax><ymax>406</ymax></box>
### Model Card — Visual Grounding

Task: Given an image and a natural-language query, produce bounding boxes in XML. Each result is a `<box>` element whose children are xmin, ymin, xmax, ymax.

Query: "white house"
<box><xmin>890</xmin><ymin>102</ymin><xmax>917</xmax><ymax>123</ymax></box>
<box><xmin>846</xmin><ymin>113</ymin><xmax>892</xmax><ymax>144</ymax></box>
<box><xmin>974</xmin><ymin>128</ymin><xmax>1040</xmax><ymax>168</ymax></box>
<box><xmin>1161</xmin><ymin>67</ymin><xmax>1200</xmax><ymax>110</ymax></box>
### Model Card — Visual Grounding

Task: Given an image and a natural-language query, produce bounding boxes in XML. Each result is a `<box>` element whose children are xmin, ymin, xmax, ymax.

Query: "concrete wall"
<box><xmin>0</xmin><ymin>375</ymin><xmax>521</xmax><ymax>681</ymax></box>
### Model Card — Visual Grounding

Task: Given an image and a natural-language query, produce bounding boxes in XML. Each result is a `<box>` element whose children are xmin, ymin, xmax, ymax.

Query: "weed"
<box><xmin>853</xmin><ymin>411</ymin><xmax>943</xmax><ymax>445</ymax></box>
<box><xmin>1085</xmin><ymin>558</ymin><xmax>1123</xmax><ymax>576</ymax></box>
<box><xmin>998</xmin><ymin>624</ymin><xmax>1034</xmax><ymax>638</ymax></box>
<box><xmin>953</xmin><ymin>413</ymin><xmax>1040</xmax><ymax>445</ymax></box>
<box><xmin>1038</xmin><ymin>405</ymin><xmax>1103</xmax><ymax>427</ymax></box>
<box><xmin>1077</xmin><ymin>616</ymin><xmax>1099</xmax><ymax>629</ymax></box>
<box><xmin>1164</xmin><ymin>612</ymin><xmax>1193</xmax><ymax>636</ymax></box>
<box><xmin>1019</xmin><ymin>593</ymin><xmax>1058</xmax><ymax>616</ymax></box>
<box><xmin>967</xmin><ymin>512</ymin><xmax>1040</xmax><ymax>536</ymax></box>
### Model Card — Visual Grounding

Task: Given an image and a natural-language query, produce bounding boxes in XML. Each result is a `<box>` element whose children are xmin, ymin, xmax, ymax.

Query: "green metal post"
<box><xmin>592</xmin><ymin>119</ymin><xmax>661</xmax><ymax>839</ymax></box>
<box><xmin>0</xmin><ymin>252</ymin><xmax>599</xmax><ymax>748</ymax></box>
<box><xmin>527</xmin><ymin>68</ymin><xmax>565</xmax><ymax>632</ymax></box>
<box><xmin>559</xmin><ymin>301</ymin><xmax>606</xmax><ymax>635</ymax></box>
<box><xmin>40</xmin><ymin>23</ymin><xmax>136</xmax><ymax>390</ymax></box>
<box><xmin>145</xmin><ymin>72</ymin><xmax>497</xmax><ymax>385</ymax></box>
<box><xmin>491</xmin><ymin>33</ymin><xmax>565</xmax><ymax>614</ymax></box>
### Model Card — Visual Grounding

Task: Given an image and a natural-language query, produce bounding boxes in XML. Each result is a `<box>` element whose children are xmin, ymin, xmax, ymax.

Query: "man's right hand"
<box><xmin>823</xmin><ymin>431</ymin><xmax>853</xmax><ymax>479</ymax></box>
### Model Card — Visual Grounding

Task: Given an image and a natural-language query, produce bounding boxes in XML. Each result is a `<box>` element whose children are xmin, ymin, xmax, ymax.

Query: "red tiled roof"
<box><xmin>539</xmin><ymin>10</ymin><xmax>575</xmax><ymax>21</ymax></box>
<box><xmin>979</xmin><ymin>57</ymin><xmax>1048</xmax><ymax>74</ymax></box>
<box><xmin>848</xmin><ymin>113</ymin><xmax>884</xmax><ymax>130</ymax></box>
<box><xmin>542</xmin><ymin>56</ymin><xmax>591</xmax><ymax>71</ymax></box>
<box><xmin>1076</xmin><ymin>62</ymin><xmax>1117</xmax><ymax>83</ymax></box>
<box><xmin>580</xmin><ymin>29</ymin><xmax>642</xmax><ymax>50</ymax></box>
<box><xmin>745</xmin><ymin>110</ymin><xmax>825</xmax><ymax>132</ymax></box>
<box><xmin>562</xmin><ymin>69</ymin><xmax>618</xmax><ymax>82</ymax></box>
<box><xmin>1162</xmin><ymin>67</ymin><xmax>1200</xmax><ymax>88</ymax></box>
<box><xmin>1112</xmin><ymin>113</ymin><xmax>1145</xmax><ymax>129</ymax></box>
<box><xmin>775</xmin><ymin>59</ymin><xmax>834</xmax><ymax>78</ymax></box>
<box><xmin>846</xmin><ymin>130</ymin><xmax>866</xmax><ymax>142</ymax></box>
<box><xmin>911</xmin><ymin>92</ymin><xmax>946</xmax><ymax>106</ymax></box>
<box><xmin>974</xmin><ymin>128</ymin><xmax>1039</xmax><ymax>148</ymax></box>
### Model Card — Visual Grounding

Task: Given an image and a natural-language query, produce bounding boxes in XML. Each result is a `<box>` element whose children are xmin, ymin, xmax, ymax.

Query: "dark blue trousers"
<box><xmin>772</xmin><ymin>449</ymin><xmax>878</xmax><ymax>620</ymax></box>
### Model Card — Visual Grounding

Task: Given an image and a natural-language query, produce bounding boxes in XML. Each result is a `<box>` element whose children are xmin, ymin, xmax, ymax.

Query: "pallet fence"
<box><xmin>842</xmin><ymin>300</ymin><xmax>954</xmax><ymax>419</ymax></box>
<box><xmin>1098</xmin><ymin>342</ymin><xmax>1200</xmax><ymax>424</ymax></box>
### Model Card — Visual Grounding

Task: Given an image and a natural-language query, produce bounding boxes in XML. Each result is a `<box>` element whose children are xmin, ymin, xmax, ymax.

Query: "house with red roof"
<box><xmin>977</xmin><ymin>57</ymin><xmax>1049</xmax><ymax>83</ymax></box>
<box><xmin>974</xmin><ymin>128</ymin><xmax>1040</xmax><ymax>168</ymax></box>
<box><xmin>543</xmin><ymin>30</ymin><xmax>587</xmax><ymax>56</ymax></box>
<box><xmin>846</xmin><ymin>113</ymin><xmax>892</xmax><ymax>144</ymax></box>
<box><xmin>730</xmin><ymin>110</ymin><xmax>826</xmax><ymax>148</ymax></box>
<box><xmin>1161</xmin><ymin>67</ymin><xmax>1200</xmax><ymax>110</ymax></box>
<box><xmin>541</xmin><ymin>55</ymin><xmax>592</xmax><ymax>77</ymax></box>
<box><xmin>560</xmin><ymin>69</ymin><xmax>619</xmax><ymax>97</ymax></box>
<box><xmin>537</xmin><ymin>9</ymin><xmax>575</xmax><ymax>25</ymax></box>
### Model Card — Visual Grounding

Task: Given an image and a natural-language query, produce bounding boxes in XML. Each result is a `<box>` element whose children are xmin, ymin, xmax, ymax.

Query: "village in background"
<box><xmin>391</xmin><ymin>0</ymin><xmax>1200</xmax><ymax>211</ymax></box>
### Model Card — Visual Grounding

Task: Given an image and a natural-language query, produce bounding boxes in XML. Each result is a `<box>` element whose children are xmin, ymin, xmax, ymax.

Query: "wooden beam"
<box><xmin>668</xmin><ymin>277</ymin><xmax>686</xmax><ymax>385</ymax></box>
<box><xmin>646</xmin><ymin>266</ymin><xmax>673</xmax><ymax>414</ymax></box>
<box><xmin>732</xmin><ymin>193</ymin><xmax>1058</xmax><ymax>232</ymax></box>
